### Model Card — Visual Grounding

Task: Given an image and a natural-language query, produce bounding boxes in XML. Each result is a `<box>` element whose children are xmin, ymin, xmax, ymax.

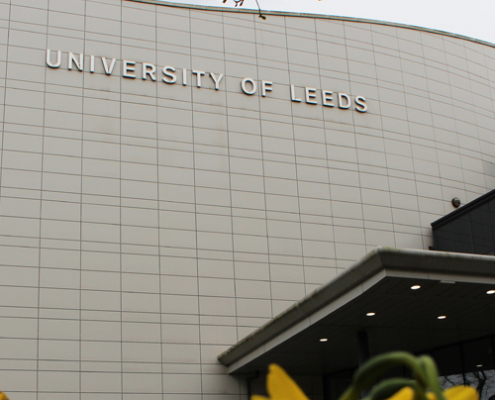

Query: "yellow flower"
<box><xmin>251</xmin><ymin>363</ymin><xmax>478</xmax><ymax>400</ymax></box>
<box><xmin>387</xmin><ymin>387</ymin><xmax>415</xmax><ymax>400</ymax></box>
<box><xmin>0</xmin><ymin>392</ymin><xmax>10</xmax><ymax>400</ymax></box>
<box><xmin>430</xmin><ymin>386</ymin><xmax>478</xmax><ymax>400</ymax></box>
<box><xmin>389</xmin><ymin>386</ymin><xmax>478</xmax><ymax>400</ymax></box>
<box><xmin>252</xmin><ymin>364</ymin><xmax>309</xmax><ymax>400</ymax></box>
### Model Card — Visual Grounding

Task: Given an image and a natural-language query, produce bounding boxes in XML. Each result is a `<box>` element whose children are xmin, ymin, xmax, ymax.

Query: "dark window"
<box><xmin>432</xmin><ymin>190</ymin><xmax>495</xmax><ymax>255</ymax></box>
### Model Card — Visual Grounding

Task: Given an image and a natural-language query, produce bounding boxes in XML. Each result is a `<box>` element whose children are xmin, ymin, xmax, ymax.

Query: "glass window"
<box><xmin>462</xmin><ymin>339</ymin><xmax>495</xmax><ymax>400</ymax></box>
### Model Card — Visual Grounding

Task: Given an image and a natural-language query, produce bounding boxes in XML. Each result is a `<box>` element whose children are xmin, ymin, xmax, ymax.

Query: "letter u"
<box><xmin>46</xmin><ymin>49</ymin><xmax>62</xmax><ymax>68</ymax></box>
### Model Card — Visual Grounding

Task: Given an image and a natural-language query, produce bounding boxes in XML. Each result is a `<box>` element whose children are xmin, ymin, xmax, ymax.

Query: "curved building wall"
<box><xmin>0</xmin><ymin>0</ymin><xmax>495</xmax><ymax>399</ymax></box>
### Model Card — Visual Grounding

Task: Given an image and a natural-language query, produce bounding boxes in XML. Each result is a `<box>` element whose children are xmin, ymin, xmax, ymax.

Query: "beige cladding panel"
<box><xmin>0</xmin><ymin>0</ymin><xmax>495</xmax><ymax>397</ymax></box>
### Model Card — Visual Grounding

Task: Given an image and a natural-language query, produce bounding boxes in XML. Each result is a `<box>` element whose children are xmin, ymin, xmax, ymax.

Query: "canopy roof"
<box><xmin>218</xmin><ymin>247</ymin><xmax>495</xmax><ymax>375</ymax></box>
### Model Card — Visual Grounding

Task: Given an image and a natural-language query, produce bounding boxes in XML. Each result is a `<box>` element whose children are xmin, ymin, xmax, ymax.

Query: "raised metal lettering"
<box><xmin>162</xmin><ymin>66</ymin><xmax>177</xmax><ymax>84</ymax></box>
<box><xmin>192</xmin><ymin>70</ymin><xmax>205</xmax><ymax>87</ymax></box>
<box><xmin>355</xmin><ymin>96</ymin><xmax>367</xmax><ymax>112</ymax></box>
<box><xmin>123</xmin><ymin>60</ymin><xmax>136</xmax><ymax>79</ymax></box>
<box><xmin>46</xmin><ymin>49</ymin><xmax>61</xmax><ymax>68</ymax></box>
<box><xmin>290</xmin><ymin>85</ymin><xmax>301</xmax><ymax>102</ymax></box>
<box><xmin>338</xmin><ymin>93</ymin><xmax>351</xmax><ymax>109</ymax></box>
<box><xmin>210</xmin><ymin>72</ymin><xmax>224</xmax><ymax>90</ymax></box>
<box><xmin>142</xmin><ymin>63</ymin><xmax>157</xmax><ymax>81</ymax></box>
<box><xmin>262</xmin><ymin>80</ymin><xmax>273</xmax><ymax>97</ymax></box>
<box><xmin>305</xmin><ymin>87</ymin><xmax>317</xmax><ymax>104</ymax></box>
<box><xmin>102</xmin><ymin>57</ymin><xmax>117</xmax><ymax>75</ymax></box>
<box><xmin>241</xmin><ymin>78</ymin><xmax>256</xmax><ymax>95</ymax></box>
<box><xmin>68</xmin><ymin>52</ymin><xmax>83</xmax><ymax>71</ymax></box>
<box><xmin>322</xmin><ymin>90</ymin><xmax>334</xmax><ymax>107</ymax></box>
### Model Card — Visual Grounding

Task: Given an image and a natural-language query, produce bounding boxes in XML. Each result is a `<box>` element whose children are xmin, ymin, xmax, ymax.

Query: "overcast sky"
<box><xmin>163</xmin><ymin>0</ymin><xmax>495</xmax><ymax>44</ymax></box>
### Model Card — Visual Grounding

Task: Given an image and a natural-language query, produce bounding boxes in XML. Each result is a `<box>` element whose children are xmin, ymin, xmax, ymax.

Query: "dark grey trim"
<box><xmin>217</xmin><ymin>247</ymin><xmax>495</xmax><ymax>367</ymax></box>
<box><xmin>431</xmin><ymin>188</ymin><xmax>495</xmax><ymax>229</ymax></box>
<box><xmin>125</xmin><ymin>0</ymin><xmax>495</xmax><ymax>48</ymax></box>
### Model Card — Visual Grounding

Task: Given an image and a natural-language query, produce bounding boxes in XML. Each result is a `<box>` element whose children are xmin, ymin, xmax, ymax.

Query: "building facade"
<box><xmin>1</xmin><ymin>0</ymin><xmax>495</xmax><ymax>399</ymax></box>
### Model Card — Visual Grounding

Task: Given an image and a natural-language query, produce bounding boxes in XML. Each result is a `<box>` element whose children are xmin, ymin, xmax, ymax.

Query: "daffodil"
<box><xmin>387</xmin><ymin>385</ymin><xmax>478</xmax><ymax>400</ymax></box>
<box><xmin>0</xmin><ymin>392</ymin><xmax>10</xmax><ymax>400</ymax></box>
<box><xmin>428</xmin><ymin>386</ymin><xmax>478</xmax><ymax>400</ymax></box>
<box><xmin>388</xmin><ymin>387</ymin><xmax>416</xmax><ymax>400</ymax></box>
<box><xmin>252</xmin><ymin>364</ymin><xmax>309</xmax><ymax>400</ymax></box>
<box><xmin>252</xmin><ymin>353</ymin><xmax>478</xmax><ymax>400</ymax></box>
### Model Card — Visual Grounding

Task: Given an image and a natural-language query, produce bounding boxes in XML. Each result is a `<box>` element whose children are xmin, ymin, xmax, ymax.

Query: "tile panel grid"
<box><xmin>358</xmin><ymin>24</ymin><xmax>394</xmax><ymax>252</ymax></box>
<box><xmin>1</xmin><ymin>1</ymin><xmax>495</xmax><ymax>399</ymax></box>
<box><xmin>313</xmin><ymin>18</ymin><xmax>339</xmax><ymax>280</ymax></box>
<box><xmin>380</xmin><ymin>24</ymin><xmax>424</xmax><ymax>249</ymax></box>
<box><xmin>241</xmin><ymin>12</ymin><xmax>277</xmax><ymax>322</ymax></box>
<box><xmin>0</xmin><ymin>0</ymin><xmax>10</xmax><ymax>209</ymax></box>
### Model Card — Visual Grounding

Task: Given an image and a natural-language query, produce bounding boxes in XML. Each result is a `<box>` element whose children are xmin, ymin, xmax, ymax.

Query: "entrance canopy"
<box><xmin>218</xmin><ymin>248</ymin><xmax>495</xmax><ymax>375</ymax></box>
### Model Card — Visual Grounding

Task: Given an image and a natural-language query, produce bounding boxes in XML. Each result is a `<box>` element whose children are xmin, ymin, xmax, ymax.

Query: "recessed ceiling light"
<box><xmin>366</xmin><ymin>312</ymin><xmax>376</xmax><ymax>317</ymax></box>
<box><xmin>437</xmin><ymin>315</ymin><xmax>447</xmax><ymax>320</ymax></box>
<box><xmin>320</xmin><ymin>338</ymin><xmax>328</xmax><ymax>342</ymax></box>
<box><xmin>487</xmin><ymin>290</ymin><xmax>495</xmax><ymax>295</ymax></box>
<box><xmin>411</xmin><ymin>285</ymin><xmax>421</xmax><ymax>290</ymax></box>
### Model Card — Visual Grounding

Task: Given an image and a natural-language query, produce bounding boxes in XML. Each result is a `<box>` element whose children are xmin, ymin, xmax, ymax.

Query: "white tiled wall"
<box><xmin>1</xmin><ymin>0</ymin><xmax>495</xmax><ymax>399</ymax></box>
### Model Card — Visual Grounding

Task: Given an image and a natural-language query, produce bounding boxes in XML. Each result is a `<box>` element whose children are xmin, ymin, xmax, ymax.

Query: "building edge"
<box><xmin>125</xmin><ymin>0</ymin><xmax>495</xmax><ymax>48</ymax></box>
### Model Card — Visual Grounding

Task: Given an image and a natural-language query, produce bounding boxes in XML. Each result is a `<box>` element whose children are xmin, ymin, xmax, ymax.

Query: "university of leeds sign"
<box><xmin>46</xmin><ymin>50</ymin><xmax>368</xmax><ymax>112</ymax></box>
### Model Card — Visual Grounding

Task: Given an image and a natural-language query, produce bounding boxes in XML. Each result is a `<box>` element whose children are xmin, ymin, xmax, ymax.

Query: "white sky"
<box><xmin>163</xmin><ymin>0</ymin><xmax>495</xmax><ymax>44</ymax></box>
